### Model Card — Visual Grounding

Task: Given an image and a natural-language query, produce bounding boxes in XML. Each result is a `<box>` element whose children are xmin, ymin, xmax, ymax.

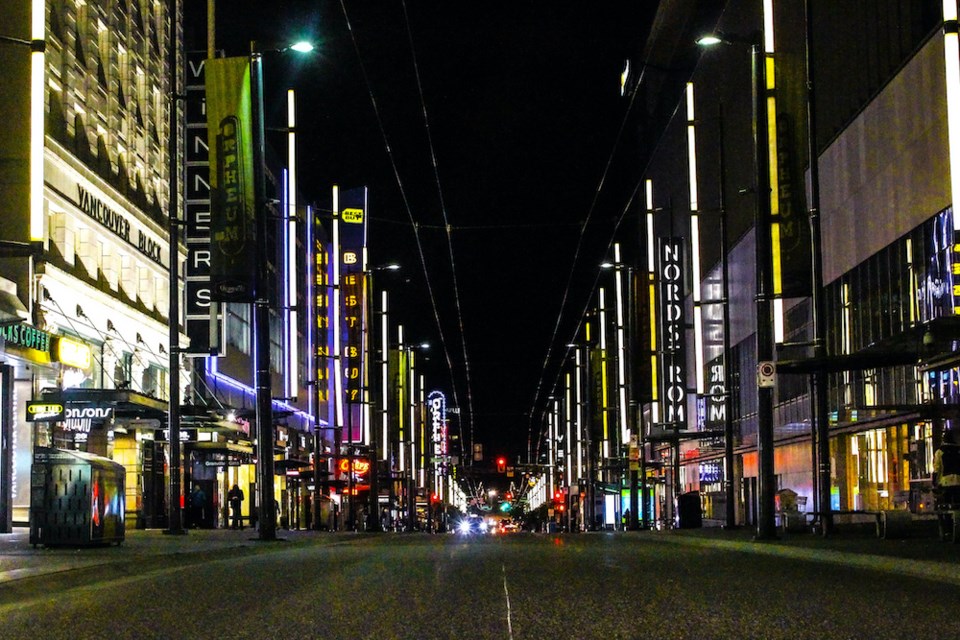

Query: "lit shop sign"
<box><xmin>338</xmin><ymin>458</ymin><xmax>370</xmax><ymax>477</ymax></box>
<box><xmin>342</xmin><ymin>208</ymin><xmax>364</xmax><ymax>224</ymax></box>
<box><xmin>26</xmin><ymin>402</ymin><xmax>64</xmax><ymax>422</ymax></box>
<box><xmin>63</xmin><ymin>405</ymin><xmax>114</xmax><ymax>433</ymax></box>
<box><xmin>56</xmin><ymin>336</ymin><xmax>93</xmax><ymax>370</ymax></box>
<box><xmin>657</xmin><ymin>238</ymin><xmax>687</xmax><ymax>426</ymax></box>
<box><xmin>429</xmin><ymin>390</ymin><xmax>449</xmax><ymax>474</ymax></box>
<box><xmin>1</xmin><ymin>323</ymin><xmax>51</xmax><ymax>353</ymax></box>
<box><xmin>184</xmin><ymin>50</ymin><xmax>223</xmax><ymax>356</ymax></box>
<box><xmin>76</xmin><ymin>185</ymin><xmax>164</xmax><ymax>267</ymax></box>
<box><xmin>2</xmin><ymin>324</ymin><xmax>93</xmax><ymax>368</ymax></box>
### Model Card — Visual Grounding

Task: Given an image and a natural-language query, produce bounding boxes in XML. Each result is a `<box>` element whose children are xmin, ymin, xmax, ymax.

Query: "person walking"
<box><xmin>228</xmin><ymin>483</ymin><xmax>245</xmax><ymax>530</ymax></box>
<box><xmin>189</xmin><ymin>484</ymin><xmax>206</xmax><ymax>529</ymax></box>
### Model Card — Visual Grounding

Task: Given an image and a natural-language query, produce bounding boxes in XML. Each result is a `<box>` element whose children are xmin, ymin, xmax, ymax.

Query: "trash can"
<box><xmin>677</xmin><ymin>491</ymin><xmax>702</xmax><ymax>529</ymax></box>
<box><xmin>30</xmin><ymin>447</ymin><xmax>126</xmax><ymax>546</ymax></box>
<box><xmin>878</xmin><ymin>509</ymin><xmax>912</xmax><ymax>539</ymax></box>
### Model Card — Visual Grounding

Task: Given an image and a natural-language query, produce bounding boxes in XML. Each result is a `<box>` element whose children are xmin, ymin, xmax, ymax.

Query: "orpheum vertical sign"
<box><xmin>340</xmin><ymin>187</ymin><xmax>367</xmax><ymax>442</ymax></box>
<box><xmin>657</xmin><ymin>238</ymin><xmax>686</xmax><ymax>428</ymax></box>
<box><xmin>205</xmin><ymin>57</ymin><xmax>256</xmax><ymax>302</ymax></box>
<box><xmin>184</xmin><ymin>51</ymin><xmax>222</xmax><ymax>355</ymax></box>
<box><xmin>428</xmin><ymin>390</ymin><xmax>448</xmax><ymax>476</ymax></box>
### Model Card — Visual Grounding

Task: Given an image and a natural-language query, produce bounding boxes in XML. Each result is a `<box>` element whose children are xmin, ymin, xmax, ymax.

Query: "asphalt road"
<box><xmin>2</xmin><ymin>532</ymin><xmax>956</xmax><ymax>639</ymax></box>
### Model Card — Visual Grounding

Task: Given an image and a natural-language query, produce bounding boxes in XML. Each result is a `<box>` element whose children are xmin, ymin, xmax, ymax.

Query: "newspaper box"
<box><xmin>29</xmin><ymin>447</ymin><xmax>126</xmax><ymax>546</ymax></box>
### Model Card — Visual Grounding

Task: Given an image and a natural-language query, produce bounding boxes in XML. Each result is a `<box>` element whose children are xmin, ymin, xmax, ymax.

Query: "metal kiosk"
<box><xmin>29</xmin><ymin>447</ymin><xmax>126</xmax><ymax>546</ymax></box>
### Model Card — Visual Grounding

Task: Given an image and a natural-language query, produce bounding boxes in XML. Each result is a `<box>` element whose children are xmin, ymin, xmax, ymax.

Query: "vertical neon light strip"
<box><xmin>686</xmin><ymin>83</ymin><xmax>706</xmax><ymax>395</ymax></box>
<box><xmin>419</xmin><ymin>373</ymin><xmax>425</xmax><ymax>489</ymax></box>
<box><xmin>565</xmin><ymin>373</ymin><xmax>572</xmax><ymax>487</ymax></box>
<box><xmin>575</xmin><ymin>347</ymin><xmax>583</xmax><ymax>481</ymax></box>
<box><xmin>361</xmin><ymin>247</ymin><xmax>370</xmax><ymax>447</ymax></box>
<box><xmin>286</xmin><ymin>90</ymin><xmax>298</xmax><ymax>400</ymax></box>
<box><xmin>946</xmin><ymin>1</ymin><xmax>960</xmax><ymax>232</ymax></box>
<box><xmin>398</xmin><ymin>324</ymin><xmax>405</xmax><ymax>471</ymax></box>
<box><xmin>29</xmin><ymin>0</ymin><xmax>44</xmax><ymax>240</ymax></box>
<box><xmin>332</xmin><ymin>186</ymin><xmax>344</xmax><ymax>431</ymax></box>
<box><xmin>409</xmin><ymin>351</ymin><xmax>417</xmax><ymax>481</ymax></box>
<box><xmin>548</xmin><ymin>411</ymin><xmax>555</xmax><ymax>498</ymax></box>
<box><xmin>645</xmin><ymin>180</ymin><xmax>660</xmax><ymax>424</ymax></box>
<box><xmin>381</xmin><ymin>290</ymin><xmax>389</xmax><ymax>461</ymax></box>
<box><xmin>306</xmin><ymin>204</ymin><xmax>315</xmax><ymax>421</ymax></box>
<box><xmin>614</xmin><ymin>244</ymin><xmax>629</xmax><ymax>445</ymax></box>
<box><xmin>763</xmin><ymin>0</ymin><xmax>785</xmax><ymax>342</ymax></box>
<box><xmin>599</xmin><ymin>287</ymin><xmax>609</xmax><ymax>461</ymax></box>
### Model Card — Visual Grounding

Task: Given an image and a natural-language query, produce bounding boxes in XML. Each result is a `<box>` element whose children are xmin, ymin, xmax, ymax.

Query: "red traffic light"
<box><xmin>496</xmin><ymin>457</ymin><xmax>507</xmax><ymax>473</ymax></box>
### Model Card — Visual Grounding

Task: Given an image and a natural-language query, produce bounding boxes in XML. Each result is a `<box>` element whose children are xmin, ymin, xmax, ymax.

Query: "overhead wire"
<box><xmin>338</xmin><ymin>0</ymin><xmax>465</xmax><ymax>427</ymax></box>
<box><xmin>400</xmin><ymin>0</ymin><xmax>474</xmax><ymax>462</ymax></box>
<box><xmin>525</xmin><ymin>52</ymin><xmax>645</xmax><ymax>463</ymax></box>
<box><xmin>531</xmin><ymin>65</ymin><xmax>681</xmax><ymax>458</ymax></box>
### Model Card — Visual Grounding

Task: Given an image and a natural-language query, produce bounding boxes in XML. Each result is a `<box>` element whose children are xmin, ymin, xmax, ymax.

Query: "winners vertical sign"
<box><xmin>657</xmin><ymin>239</ymin><xmax>687</xmax><ymax>428</ymax></box>
<box><xmin>339</xmin><ymin>187</ymin><xmax>367</xmax><ymax>443</ymax></box>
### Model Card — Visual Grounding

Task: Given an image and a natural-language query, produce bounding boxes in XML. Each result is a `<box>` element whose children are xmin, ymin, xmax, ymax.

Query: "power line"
<box><xmin>401</xmin><ymin>0</ymin><xmax>475</xmax><ymax>463</ymax></box>
<box><xmin>339</xmin><ymin>0</ymin><xmax>465</xmax><ymax>429</ymax></box>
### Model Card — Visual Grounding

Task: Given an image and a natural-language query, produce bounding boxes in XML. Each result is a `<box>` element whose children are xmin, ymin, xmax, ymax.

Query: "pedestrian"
<box><xmin>190</xmin><ymin>484</ymin><xmax>206</xmax><ymax>528</ymax></box>
<box><xmin>935</xmin><ymin>429</ymin><xmax>960</xmax><ymax>508</ymax></box>
<box><xmin>228</xmin><ymin>483</ymin><xmax>244</xmax><ymax>530</ymax></box>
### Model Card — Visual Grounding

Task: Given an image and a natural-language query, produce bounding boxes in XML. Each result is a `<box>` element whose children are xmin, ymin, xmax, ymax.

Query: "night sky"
<box><xmin>201</xmin><ymin>1</ymin><xmax>655</xmax><ymax>462</ymax></box>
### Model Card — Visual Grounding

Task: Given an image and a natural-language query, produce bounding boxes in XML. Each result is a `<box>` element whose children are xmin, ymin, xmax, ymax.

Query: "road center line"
<box><xmin>501</xmin><ymin>562</ymin><xmax>514</xmax><ymax>640</ymax></box>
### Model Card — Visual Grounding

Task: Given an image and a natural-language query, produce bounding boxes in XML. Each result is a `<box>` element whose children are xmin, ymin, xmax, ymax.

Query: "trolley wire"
<box><xmin>339</xmin><ymin>0</ymin><xmax>466</xmax><ymax>432</ymax></box>
<box><xmin>401</xmin><ymin>0</ymin><xmax>474</xmax><ymax>461</ymax></box>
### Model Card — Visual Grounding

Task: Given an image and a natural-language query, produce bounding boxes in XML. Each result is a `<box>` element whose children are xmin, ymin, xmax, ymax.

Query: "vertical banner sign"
<box><xmin>313</xmin><ymin>213</ymin><xmax>331</xmax><ymax>421</ymax></box>
<box><xmin>185</xmin><ymin>51</ymin><xmax>222</xmax><ymax>354</ymax></box>
<box><xmin>205</xmin><ymin>57</ymin><xmax>255</xmax><ymax>302</ymax></box>
<box><xmin>428</xmin><ymin>391</ymin><xmax>448</xmax><ymax>476</ymax></box>
<box><xmin>340</xmin><ymin>187</ymin><xmax>368</xmax><ymax>443</ymax></box>
<box><xmin>657</xmin><ymin>238</ymin><xmax>687</xmax><ymax>428</ymax></box>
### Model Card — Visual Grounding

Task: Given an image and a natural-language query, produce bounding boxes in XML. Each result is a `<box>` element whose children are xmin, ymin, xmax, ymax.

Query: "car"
<box><xmin>456</xmin><ymin>515</ymin><xmax>486</xmax><ymax>535</ymax></box>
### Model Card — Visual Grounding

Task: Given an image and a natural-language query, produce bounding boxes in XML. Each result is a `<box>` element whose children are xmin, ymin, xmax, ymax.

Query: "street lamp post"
<box><xmin>250</xmin><ymin>40</ymin><xmax>277</xmax><ymax>541</ymax></box>
<box><xmin>164</xmin><ymin>0</ymin><xmax>185</xmax><ymax>536</ymax></box>
<box><xmin>698</xmin><ymin>31</ymin><xmax>777</xmax><ymax>540</ymax></box>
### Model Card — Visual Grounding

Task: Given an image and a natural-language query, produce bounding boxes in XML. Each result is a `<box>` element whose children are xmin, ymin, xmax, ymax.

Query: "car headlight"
<box><xmin>458</xmin><ymin>520</ymin><xmax>472</xmax><ymax>534</ymax></box>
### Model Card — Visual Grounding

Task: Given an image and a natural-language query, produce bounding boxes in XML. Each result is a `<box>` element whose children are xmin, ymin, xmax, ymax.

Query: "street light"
<box><xmin>249</xmin><ymin>38</ymin><xmax>313</xmax><ymax>542</ymax></box>
<box><xmin>698</xmin><ymin>30</ymin><xmax>778</xmax><ymax>540</ymax></box>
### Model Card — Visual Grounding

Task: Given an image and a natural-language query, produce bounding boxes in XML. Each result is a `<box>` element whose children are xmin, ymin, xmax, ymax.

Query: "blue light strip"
<box><xmin>205</xmin><ymin>355</ymin><xmax>324</xmax><ymax>429</ymax></box>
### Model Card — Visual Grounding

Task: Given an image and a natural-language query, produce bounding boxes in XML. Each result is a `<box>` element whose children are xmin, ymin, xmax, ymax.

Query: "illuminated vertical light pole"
<box><xmin>29</xmin><ymin>0</ymin><xmax>44</xmax><ymax>244</ymax></box>
<box><xmin>565</xmin><ymin>373</ymin><xmax>573</xmax><ymax>531</ymax></box>
<box><xmin>686</xmin><ymin>83</ymin><xmax>706</xmax><ymax>398</ymax></box>
<box><xmin>575</xmin><ymin>346</ymin><xmax>584</xmax><ymax>487</ymax></box>
<box><xmin>612</xmin><ymin>244</ymin><xmax>637</xmax><ymax>530</ymax></box>
<box><xmin>945</xmin><ymin>0</ymin><xmax>960</xmax><ymax>223</ymax></box>
<box><xmin>643</xmin><ymin>179</ymin><xmax>657</xmax><ymax>529</ymax></box>
<box><xmin>380</xmin><ymin>290</ymin><xmax>389</xmax><ymax>462</ymax></box>
<box><xmin>763</xmin><ymin>0</ymin><xmax>786</xmax><ymax>347</ymax></box>
<box><xmin>599</xmin><ymin>287</ymin><xmax>610</xmax><ymax>472</ymax></box>
<box><xmin>284</xmin><ymin>90</ymin><xmax>299</xmax><ymax>402</ymax></box>
<box><xmin>547</xmin><ymin>409</ymin><xmax>555</xmax><ymax>501</ymax></box>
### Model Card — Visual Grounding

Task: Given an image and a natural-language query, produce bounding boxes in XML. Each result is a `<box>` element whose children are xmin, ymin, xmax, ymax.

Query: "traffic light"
<box><xmin>496</xmin><ymin>456</ymin><xmax>507</xmax><ymax>473</ymax></box>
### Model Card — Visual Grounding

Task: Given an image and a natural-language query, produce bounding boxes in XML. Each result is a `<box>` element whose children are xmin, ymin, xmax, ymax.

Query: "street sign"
<box><xmin>757</xmin><ymin>360</ymin><xmax>776</xmax><ymax>388</ymax></box>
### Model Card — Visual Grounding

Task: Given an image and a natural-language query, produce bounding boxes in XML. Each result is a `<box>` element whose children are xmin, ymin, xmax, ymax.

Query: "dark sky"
<box><xmin>204</xmin><ymin>1</ymin><xmax>655</xmax><ymax>462</ymax></box>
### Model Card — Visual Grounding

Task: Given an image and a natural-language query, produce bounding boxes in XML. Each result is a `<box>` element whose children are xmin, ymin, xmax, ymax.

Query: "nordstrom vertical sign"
<box><xmin>657</xmin><ymin>238</ymin><xmax>686</xmax><ymax>427</ymax></box>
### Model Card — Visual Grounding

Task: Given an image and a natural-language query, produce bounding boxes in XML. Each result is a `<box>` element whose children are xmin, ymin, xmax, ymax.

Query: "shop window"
<box><xmin>226</xmin><ymin>303</ymin><xmax>251</xmax><ymax>354</ymax></box>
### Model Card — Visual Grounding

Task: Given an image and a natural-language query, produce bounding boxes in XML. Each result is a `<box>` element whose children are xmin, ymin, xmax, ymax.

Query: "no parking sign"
<box><xmin>757</xmin><ymin>361</ymin><xmax>776</xmax><ymax>388</ymax></box>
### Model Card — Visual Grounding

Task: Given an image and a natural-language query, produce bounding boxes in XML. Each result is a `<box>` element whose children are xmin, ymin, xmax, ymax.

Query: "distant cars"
<box><xmin>456</xmin><ymin>515</ymin><xmax>486</xmax><ymax>535</ymax></box>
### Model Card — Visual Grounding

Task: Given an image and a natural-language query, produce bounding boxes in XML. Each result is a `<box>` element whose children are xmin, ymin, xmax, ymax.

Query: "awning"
<box><xmin>188</xmin><ymin>441</ymin><xmax>254</xmax><ymax>455</ymax></box>
<box><xmin>42</xmin><ymin>388</ymin><xmax>167</xmax><ymax>419</ymax></box>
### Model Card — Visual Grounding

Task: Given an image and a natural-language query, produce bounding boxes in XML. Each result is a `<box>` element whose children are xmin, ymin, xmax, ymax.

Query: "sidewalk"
<box><xmin>636</xmin><ymin>522</ymin><xmax>960</xmax><ymax>585</ymax></box>
<box><xmin>0</xmin><ymin>526</ymin><xmax>353</xmax><ymax>601</ymax></box>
